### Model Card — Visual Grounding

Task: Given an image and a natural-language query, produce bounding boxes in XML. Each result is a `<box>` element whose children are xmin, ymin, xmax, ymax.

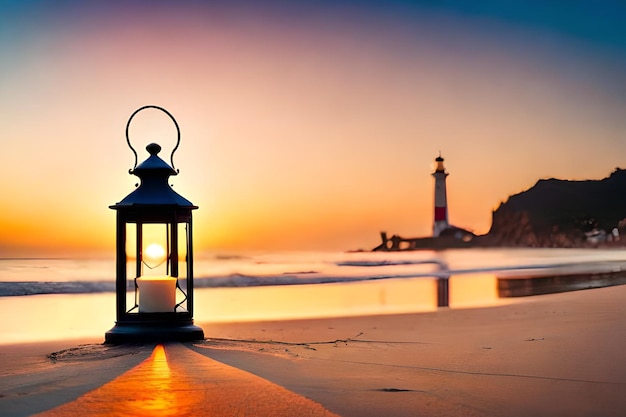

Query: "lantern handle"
<box><xmin>125</xmin><ymin>105</ymin><xmax>181</xmax><ymax>173</ymax></box>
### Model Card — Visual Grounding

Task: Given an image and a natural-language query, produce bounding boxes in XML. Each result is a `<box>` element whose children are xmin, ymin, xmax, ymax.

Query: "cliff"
<box><xmin>484</xmin><ymin>168</ymin><xmax>626</xmax><ymax>247</ymax></box>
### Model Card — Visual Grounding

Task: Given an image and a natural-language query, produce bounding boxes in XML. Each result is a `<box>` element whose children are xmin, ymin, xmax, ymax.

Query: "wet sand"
<box><xmin>2</xmin><ymin>284</ymin><xmax>626</xmax><ymax>416</ymax></box>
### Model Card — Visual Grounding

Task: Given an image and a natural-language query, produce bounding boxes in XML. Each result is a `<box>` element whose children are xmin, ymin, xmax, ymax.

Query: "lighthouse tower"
<box><xmin>432</xmin><ymin>153</ymin><xmax>449</xmax><ymax>237</ymax></box>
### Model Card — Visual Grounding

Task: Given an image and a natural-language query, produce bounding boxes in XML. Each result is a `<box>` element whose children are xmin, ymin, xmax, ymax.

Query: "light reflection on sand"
<box><xmin>0</xmin><ymin>273</ymin><xmax>510</xmax><ymax>345</ymax></box>
<box><xmin>195</xmin><ymin>277</ymin><xmax>438</xmax><ymax>323</ymax></box>
<box><xmin>450</xmin><ymin>273</ymin><xmax>501</xmax><ymax>308</ymax></box>
<box><xmin>133</xmin><ymin>345</ymin><xmax>179</xmax><ymax>416</ymax></box>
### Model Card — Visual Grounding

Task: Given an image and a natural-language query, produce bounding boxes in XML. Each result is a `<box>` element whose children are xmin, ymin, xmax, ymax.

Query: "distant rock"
<box><xmin>483</xmin><ymin>168</ymin><xmax>626</xmax><ymax>247</ymax></box>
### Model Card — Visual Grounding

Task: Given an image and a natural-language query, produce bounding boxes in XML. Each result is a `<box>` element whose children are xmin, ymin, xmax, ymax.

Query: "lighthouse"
<box><xmin>432</xmin><ymin>153</ymin><xmax>449</xmax><ymax>237</ymax></box>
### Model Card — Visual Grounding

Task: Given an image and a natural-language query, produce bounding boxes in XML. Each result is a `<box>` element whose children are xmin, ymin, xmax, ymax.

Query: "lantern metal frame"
<box><xmin>105</xmin><ymin>106</ymin><xmax>204</xmax><ymax>344</ymax></box>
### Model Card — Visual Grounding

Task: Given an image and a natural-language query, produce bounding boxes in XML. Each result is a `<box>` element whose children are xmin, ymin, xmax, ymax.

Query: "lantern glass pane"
<box><xmin>175</xmin><ymin>222</ymin><xmax>189</xmax><ymax>312</ymax></box>
<box><xmin>141</xmin><ymin>223</ymin><xmax>169</xmax><ymax>277</ymax></box>
<box><xmin>125</xmin><ymin>223</ymin><xmax>138</xmax><ymax>312</ymax></box>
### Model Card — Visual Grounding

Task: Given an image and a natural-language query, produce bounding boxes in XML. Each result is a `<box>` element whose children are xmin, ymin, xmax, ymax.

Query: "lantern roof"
<box><xmin>111</xmin><ymin>143</ymin><xmax>197</xmax><ymax>210</ymax></box>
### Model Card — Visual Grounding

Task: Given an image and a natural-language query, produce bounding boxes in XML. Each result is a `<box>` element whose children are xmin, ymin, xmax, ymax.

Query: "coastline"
<box><xmin>2</xmin><ymin>283</ymin><xmax>626</xmax><ymax>416</ymax></box>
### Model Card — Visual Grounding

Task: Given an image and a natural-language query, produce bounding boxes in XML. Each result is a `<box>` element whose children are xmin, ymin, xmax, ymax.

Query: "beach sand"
<box><xmin>2</xmin><ymin>284</ymin><xmax>626</xmax><ymax>416</ymax></box>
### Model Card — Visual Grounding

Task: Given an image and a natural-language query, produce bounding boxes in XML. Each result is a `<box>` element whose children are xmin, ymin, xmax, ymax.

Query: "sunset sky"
<box><xmin>1</xmin><ymin>1</ymin><xmax>626</xmax><ymax>256</ymax></box>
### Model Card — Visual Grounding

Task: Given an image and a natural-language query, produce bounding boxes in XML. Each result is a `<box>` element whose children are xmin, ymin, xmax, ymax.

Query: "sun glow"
<box><xmin>145</xmin><ymin>243</ymin><xmax>167</xmax><ymax>263</ymax></box>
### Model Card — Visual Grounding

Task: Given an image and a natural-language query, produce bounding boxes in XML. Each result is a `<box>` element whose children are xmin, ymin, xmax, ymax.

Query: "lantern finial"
<box><xmin>146</xmin><ymin>143</ymin><xmax>162</xmax><ymax>155</ymax></box>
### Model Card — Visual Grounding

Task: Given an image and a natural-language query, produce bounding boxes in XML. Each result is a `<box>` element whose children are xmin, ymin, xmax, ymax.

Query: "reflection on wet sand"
<box><xmin>194</xmin><ymin>273</ymin><xmax>510</xmax><ymax>323</ymax></box>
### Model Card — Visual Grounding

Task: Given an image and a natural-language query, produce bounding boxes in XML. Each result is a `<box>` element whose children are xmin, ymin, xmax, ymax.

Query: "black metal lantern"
<box><xmin>105</xmin><ymin>105</ymin><xmax>204</xmax><ymax>343</ymax></box>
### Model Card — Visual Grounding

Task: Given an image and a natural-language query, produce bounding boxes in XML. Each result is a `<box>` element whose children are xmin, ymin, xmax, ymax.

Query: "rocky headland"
<box><xmin>480</xmin><ymin>168</ymin><xmax>626</xmax><ymax>247</ymax></box>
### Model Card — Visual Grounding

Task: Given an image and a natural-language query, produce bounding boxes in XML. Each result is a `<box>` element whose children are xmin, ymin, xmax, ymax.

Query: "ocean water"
<box><xmin>1</xmin><ymin>248</ymin><xmax>626</xmax><ymax>344</ymax></box>
<box><xmin>3</xmin><ymin>247</ymin><xmax>626</xmax><ymax>294</ymax></box>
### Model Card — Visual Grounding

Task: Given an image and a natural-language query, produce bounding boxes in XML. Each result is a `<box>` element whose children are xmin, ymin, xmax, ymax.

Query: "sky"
<box><xmin>1</xmin><ymin>0</ymin><xmax>626</xmax><ymax>257</ymax></box>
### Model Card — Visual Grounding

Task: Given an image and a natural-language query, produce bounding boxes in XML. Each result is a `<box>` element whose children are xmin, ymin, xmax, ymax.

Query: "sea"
<box><xmin>2</xmin><ymin>248</ymin><xmax>626</xmax><ymax>345</ymax></box>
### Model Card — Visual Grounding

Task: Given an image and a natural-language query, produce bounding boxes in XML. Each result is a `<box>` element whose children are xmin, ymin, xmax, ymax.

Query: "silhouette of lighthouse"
<box><xmin>432</xmin><ymin>153</ymin><xmax>449</xmax><ymax>237</ymax></box>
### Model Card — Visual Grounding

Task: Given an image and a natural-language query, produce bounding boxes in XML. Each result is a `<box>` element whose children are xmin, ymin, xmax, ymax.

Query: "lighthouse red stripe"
<box><xmin>434</xmin><ymin>207</ymin><xmax>447</xmax><ymax>221</ymax></box>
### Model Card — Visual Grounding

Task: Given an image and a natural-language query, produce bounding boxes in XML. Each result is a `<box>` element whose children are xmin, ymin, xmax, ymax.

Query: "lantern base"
<box><xmin>104</xmin><ymin>321</ymin><xmax>204</xmax><ymax>344</ymax></box>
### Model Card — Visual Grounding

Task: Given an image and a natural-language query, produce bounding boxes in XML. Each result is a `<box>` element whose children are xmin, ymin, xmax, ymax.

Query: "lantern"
<box><xmin>105</xmin><ymin>105</ymin><xmax>204</xmax><ymax>343</ymax></box>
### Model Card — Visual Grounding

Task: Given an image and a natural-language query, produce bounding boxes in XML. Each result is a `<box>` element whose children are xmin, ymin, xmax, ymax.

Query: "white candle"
<box><xmin>136</xmin><ymin>276</ymin><xmax>177</xmax><ymax>312</ymax></box>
